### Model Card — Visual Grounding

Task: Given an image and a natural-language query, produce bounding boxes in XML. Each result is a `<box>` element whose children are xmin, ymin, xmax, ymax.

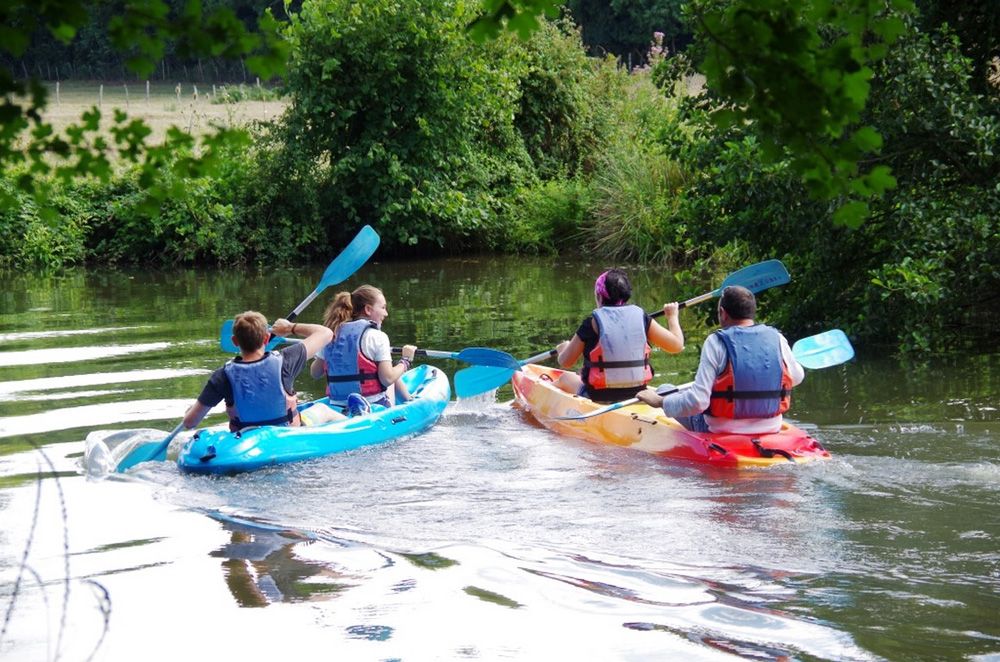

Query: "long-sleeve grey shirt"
<box><xmin>661</xmin><ymin>329</ymin><xmax>805</xmax><ymax>434</ymax></box>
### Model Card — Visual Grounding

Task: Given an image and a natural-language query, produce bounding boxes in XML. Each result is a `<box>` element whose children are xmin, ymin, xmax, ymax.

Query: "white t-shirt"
<box><xmin>360</xmin><ymin>327</ymin><xmax>392</xmax><ymax>363</ymax></box>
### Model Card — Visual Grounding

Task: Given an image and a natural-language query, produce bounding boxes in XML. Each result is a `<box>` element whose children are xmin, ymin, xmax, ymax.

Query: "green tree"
<box><xmin>654</xmin><ymin>20</ymin><xmax>999</xmax><ymax>352</ymax></box>
<box><xmin>264</xmin><ymin>0</ymin><xmax>534</xmax><ymax>250</ymax></box>
<box><xmin>511</xmin><ymin>18</ymin><xmax>610</xmax><ymax>178</ymax></box>
<box><xmin>915</xmin><ymin>0</ymin><xmax>999</xmax><ymax>96</ymax></box>
<box><xmin>475</xmin><ymin>0</ymin><xmax>917</xmax><ymax>227</ymax></box>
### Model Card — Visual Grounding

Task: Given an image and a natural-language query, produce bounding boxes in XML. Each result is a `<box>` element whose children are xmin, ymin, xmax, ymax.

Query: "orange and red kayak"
<box><xmin>511</xmin><ymin>365</ymin><xmax>831</xmax><ymax>468</ymax></box>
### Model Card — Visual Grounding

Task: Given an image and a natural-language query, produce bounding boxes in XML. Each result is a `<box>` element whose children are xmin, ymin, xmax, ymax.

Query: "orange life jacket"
<box><xmin>707</xmin><ymin>325</ymin><xmax>793</xmax><ymax>419</ymax></box>
<box><xmin>583</xmin><ymin>305</ymin><xmax>652</xmax><ymax>390</ymax></box>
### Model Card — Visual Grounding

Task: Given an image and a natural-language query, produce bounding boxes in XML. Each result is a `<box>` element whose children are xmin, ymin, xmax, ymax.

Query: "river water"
<box><xmin>1</xmin><ymin>258</ymin><xmax>997</xmax><ymax>661</ymax></box>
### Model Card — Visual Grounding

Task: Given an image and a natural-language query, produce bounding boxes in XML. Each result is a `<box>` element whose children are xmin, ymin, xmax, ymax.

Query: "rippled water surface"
<box><xmin>1</xmin><ymin>259</ymin><xmax>998</xmax><ymax>661</ymax></box>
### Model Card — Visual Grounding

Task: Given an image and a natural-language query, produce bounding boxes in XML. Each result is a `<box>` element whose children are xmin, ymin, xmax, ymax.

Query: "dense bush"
<box><xmin>651</xmin><ymin>22</ymin><xmax>999</xmax><ymax>352</ymax></box>
<box><xmin>0</xmin><ymin>172</ymin><xmax>86</xmax><ymax>269</ymax></box>
<box><xmin>510</xmin><ymin>18</ymin><xmax>609</xmax><ymax>179</ymax></box>
<box><xmin>258</xmin><ymin>0</ymin><xmax>535</xmax><ymax>253</ymax></box>
<box><xmin>0</xmin><ymin>141</ymin><xmax>265</xmax><ymax>268</ymax></box>
<box><xmin>501</xmin><ymin>178</ymin><xmax>593</xmax><ymax>254</ymax></box>
<box><xmin>855</xmin><ymin>26</ymin><xmax>999</xmax><ymax>349</ymax></box>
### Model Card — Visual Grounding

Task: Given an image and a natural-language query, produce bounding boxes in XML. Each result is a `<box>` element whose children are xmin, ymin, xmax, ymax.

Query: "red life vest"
<box><xmin>707</xmin><ymin>325</ymin><xmax>793</xmax><ymax>419</ymax></box>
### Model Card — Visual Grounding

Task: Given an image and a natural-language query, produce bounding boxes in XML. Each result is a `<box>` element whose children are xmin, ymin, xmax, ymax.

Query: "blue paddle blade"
<box><xmin>792</xmin><ymin>329</ymin><xmax>855</xmax><ymax>369</ymax></box>
<box><xmin>720</xmin><ymin>259</ymin><xmax>790</xmax><ymax>294</ymax></box>
<box><xmin>116</xmin><ymin>441</ymin><xmax>168</xmax><ymax>472</ymax></box>
<box><xmin>219</xmin><ymin>320</ymin><xmax>292</xmax><ymax>353</ymax></box>
<box><xmin>220</xmin><ymin>319</ymin><xmax>237</xmax><ymax>352</ymax></box>
<box><xmin>319</xmin><ymin>225</ymin><xmax>380</xmax><ymax>290</ymax></box>
<box><xmin>554</xmin><ymin>399</ymin><xmax>632</xmax><ymax>420</ymax></box>
<box><xmin>454</xmin><ymin>347</ymin><xmax>521</xmax><ymax>370</ymax></box>
<box><xmin>454</xmin><ymin>366</ymin><xmax>517</xmax><ymax>398</ymax></box>
<box><xmin>116</xmin><ymin>423</ymin><xmax>184</xmax><ymax>472</ymax></box>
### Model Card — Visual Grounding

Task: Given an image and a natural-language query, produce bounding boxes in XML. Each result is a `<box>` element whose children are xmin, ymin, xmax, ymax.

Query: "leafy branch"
<box><xmin>0</xmin><ymin>0</ymin><xmax>288</xmax><ymax>216</ymax></box>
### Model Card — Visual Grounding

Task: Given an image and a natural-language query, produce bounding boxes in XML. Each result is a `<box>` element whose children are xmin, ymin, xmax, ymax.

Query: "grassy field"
<box><xmin>35</xmin><ymin>80</ymin><xmax>287</xmax><ymax>147</ymax></box>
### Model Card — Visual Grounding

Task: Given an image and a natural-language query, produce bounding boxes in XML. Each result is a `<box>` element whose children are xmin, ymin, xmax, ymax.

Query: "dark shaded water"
<box><xmin>1</xmin><ymin>258</ymin><xmax>998</xmax><ymax>660</ymax></box>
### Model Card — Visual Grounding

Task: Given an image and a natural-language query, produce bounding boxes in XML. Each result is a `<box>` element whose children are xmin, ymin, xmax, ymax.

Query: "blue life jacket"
<box><xmin>223</xmin><ymin>351</ymin><xmax>293</xmax><ymax>430</ymax></box>
<box><xmin>708</xmin><ymin>325</ymin><xmax>793</xmax><ymax>419</ymax></box>
<box><xmin>323</xmin><ymin>319</ymin><xmax>383</xmax><ymax>400</ymax></box>
<box><xmin>583</xmin><ymin>305</ymin><xmax>652</xmax><ymax>391</ymax></box>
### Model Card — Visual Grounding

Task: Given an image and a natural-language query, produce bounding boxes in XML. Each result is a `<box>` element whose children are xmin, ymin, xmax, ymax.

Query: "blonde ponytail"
<box><xmin>323</xmin><ymin>291</ymin><xmax>354</xmax><ymax>337</ymax></box>
<box><xmin>323</xmin><ymin>285</ymin><xmax>384</xmax><ymax>337</ymax></box>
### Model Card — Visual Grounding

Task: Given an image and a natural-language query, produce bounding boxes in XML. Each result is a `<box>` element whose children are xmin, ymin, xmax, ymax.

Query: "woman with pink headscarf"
<box><xmin>554</xmin><ymin>268</ymin><xmax>684</xmax><ymax>403</ymax></box>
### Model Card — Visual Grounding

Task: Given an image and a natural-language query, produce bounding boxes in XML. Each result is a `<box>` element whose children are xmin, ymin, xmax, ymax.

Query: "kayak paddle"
<box><xmin>219</xmin><ymin>224</ymin><xmax>381</xmax><ymax>353</ymax></box>
<box><xmin>790</xmin><ymin>329</ymin><xmax>855</xmax><ymax>369</ymax></box>
<box><xmin>552</xmin><ymin>382</ymin><xmax>695</xmax><ymax>421</ymax></box>
<box><xmin>651</xmin><ymin>259</ymin><xmax>790</xmax><ymax>317</ymax></box>
<box><xmin>115</xmin><ymin>422</ymin><xmax>185</xmax><ymax>472</ymax></box>
<box><xmin>399</xmin><ymin>347</ymin><xmax>520</xmax><ymax>370</ymax></box>
<box><xmin>454</xmin><ymin>259</ymin><xmax>791</xmax><ymax>398</ymax></box>
<box><xmin>555</xmin><ymin>328</ymin><xmax>855</xmax><ymax>421</ymax></box>
<box><xmin>453</xmin><ymin>349</ymin><xmax>556</xmax><ymax>398</ymax></box>
<box><xmin>117</xmin><ymin>226</ymin><xmax>380</xmax><ymax>473</ymax></box>
<box><xmin>219</xmin><ymin>327</ymin><xmax>302</xmax><ymax>353</ymax></box>
<box><xmin>220</xmin><ymin>331</ymin><xmax>519</xmax><ymax>372</ymax></box>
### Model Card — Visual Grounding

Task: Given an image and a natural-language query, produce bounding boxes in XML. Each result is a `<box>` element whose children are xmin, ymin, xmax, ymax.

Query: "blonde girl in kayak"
<box><xmin>554</xmin><ymin>269</ymin><xmax>684</xmax><ymax>404</ymax></box>
<box><xmin>301</xmin><ymin>285</ymin><xmax>416</xmax><ymax>424</ymax></box>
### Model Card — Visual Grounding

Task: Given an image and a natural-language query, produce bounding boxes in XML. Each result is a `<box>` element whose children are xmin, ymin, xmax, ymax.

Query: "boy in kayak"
<box><xmin>553</xmin><ymin>268</ymin><xmax>685</xmax><ymax>404</ymax></box>
<box><xmin>305</xmin><ymin>284</ymin><xmax>417</xmax><ymax>420</ymax></box>
<box><xmin>182</xmin><ymin>312</ymin><xmax>333</xmax><ymax>432</ymax></box>
<box><xmin>636</xmin><ymin>285</ymin><xmax>804</xmax><ymax>434</ymax></box>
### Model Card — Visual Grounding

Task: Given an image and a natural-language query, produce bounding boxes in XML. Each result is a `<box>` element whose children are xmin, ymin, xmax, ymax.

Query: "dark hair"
<box><xmin>719</xmin><ymin>286</ymin><xmax>756</xmax><ymax>320</ymax></box>
<box><xmin>596</xmin><ymin>268</ymin><xmax>632</xmax><ymax>306</ymax></box>
<box><xmin>232</xmin><ymin>311</ymin><xmax>269</xmax><ymax>350</ymax></box>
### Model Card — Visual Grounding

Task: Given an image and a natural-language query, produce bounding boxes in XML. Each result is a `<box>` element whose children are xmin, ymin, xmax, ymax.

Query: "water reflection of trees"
<box><xmin>7</xmin><ymin>258</ymin><xmax>995</xmax><ymax>436</ymax></box>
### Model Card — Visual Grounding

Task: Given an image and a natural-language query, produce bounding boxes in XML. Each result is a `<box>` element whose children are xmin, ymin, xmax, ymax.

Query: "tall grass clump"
<box><xmin>582</xmin><ymin>60</ymin><xmax>690</xmax><ymax>264</ymax></box>
<box><xmin>587</xmin><ymin>146</ymin><xmax>688</xmax><ymax>263</ymax></box>
<box><xmin>211</xmin><ymin>83</ymin><xmax>284</xmax><ymax>104</ymax></box>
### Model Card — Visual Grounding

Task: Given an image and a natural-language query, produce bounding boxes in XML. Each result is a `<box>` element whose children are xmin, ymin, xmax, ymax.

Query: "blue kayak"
<box><xmin>177</xmin><ymin>364</ymin><xmax>450</xmax><ymax>475</ymax></box>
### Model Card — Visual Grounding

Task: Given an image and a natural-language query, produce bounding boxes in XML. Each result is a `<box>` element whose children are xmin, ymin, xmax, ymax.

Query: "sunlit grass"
<box><xmin>34</xmin><ymin>80</ymin><xmax>287</xmax><ymax>148</ymax></box>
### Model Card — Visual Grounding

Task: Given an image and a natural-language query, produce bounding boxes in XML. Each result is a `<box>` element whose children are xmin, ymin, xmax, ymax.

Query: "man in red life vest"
<box><xmin>637</xmin><ymin>285</ymin><xmax>804</xmax><ymax>434</ymax></box>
